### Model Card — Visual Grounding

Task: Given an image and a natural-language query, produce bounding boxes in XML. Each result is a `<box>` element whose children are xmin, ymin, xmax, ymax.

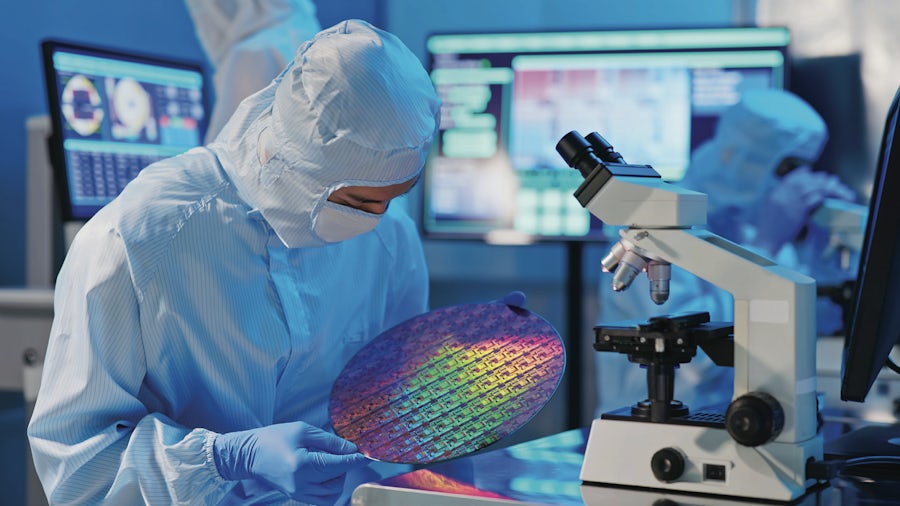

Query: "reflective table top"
<box><xmin>353</xmin><ymin>426</ymin><xmax>900</xmax><ymax>505</ymax></box>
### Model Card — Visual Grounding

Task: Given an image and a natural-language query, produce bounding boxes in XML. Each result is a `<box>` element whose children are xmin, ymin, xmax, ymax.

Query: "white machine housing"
<box><xmin>585</xmin><ymin>175</ymin><xmax>707</xmax><ymax>228</ymax></box>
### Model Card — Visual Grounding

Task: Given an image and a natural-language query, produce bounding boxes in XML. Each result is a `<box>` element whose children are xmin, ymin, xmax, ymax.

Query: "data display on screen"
<box><xmin>42</xmin><ymin>40</ymin><xmax>208</xmax><ymax>220</ymax></box>
<box><xmin>423</xmin><ymin>27</ymin><xmax>789</xmax><ymax>242</ymax></box>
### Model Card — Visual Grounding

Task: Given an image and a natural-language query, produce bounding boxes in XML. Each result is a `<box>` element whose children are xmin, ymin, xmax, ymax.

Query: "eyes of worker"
<box><xmin>326</xmin><ymin>178</ymin><xmax>418</xmax><ymax>215</ymax></box>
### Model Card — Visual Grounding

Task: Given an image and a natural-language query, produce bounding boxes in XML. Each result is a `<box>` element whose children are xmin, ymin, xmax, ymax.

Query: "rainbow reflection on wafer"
<box><xmin>329</xmin><ymin>302</ymin><xmax>565</xmax><ymax>463</ymax></box>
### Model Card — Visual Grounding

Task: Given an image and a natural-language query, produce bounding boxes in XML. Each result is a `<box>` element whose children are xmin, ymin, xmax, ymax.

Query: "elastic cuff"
<box><xmin>204</xmin><ymin>431</ymin><xmax>231</xmax><ymax>483</ymax></box>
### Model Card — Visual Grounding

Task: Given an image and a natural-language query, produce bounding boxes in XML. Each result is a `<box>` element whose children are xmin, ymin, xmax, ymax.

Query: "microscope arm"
<box><xmin>616</xmin><ymin>226</ymin><xmax>819</xmax><ymax>445</ymax></box>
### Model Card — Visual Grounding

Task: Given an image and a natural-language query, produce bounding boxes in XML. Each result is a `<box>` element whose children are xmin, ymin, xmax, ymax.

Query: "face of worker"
<box><xmin>326</xmin><ymin>178</ymin><xmax>418</xmax><ymax>214</ymax></box>
<box><xmin>311</xmin><ymin>178</ymin><xmax>418</xmax><ymax>244</ymax></box>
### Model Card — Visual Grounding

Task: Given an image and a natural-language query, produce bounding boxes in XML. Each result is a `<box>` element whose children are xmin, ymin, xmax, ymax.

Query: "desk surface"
<box><xmin>353</xmin><ymin>427</ymin><xmax>900</xmax><ymax>505</ymax></box>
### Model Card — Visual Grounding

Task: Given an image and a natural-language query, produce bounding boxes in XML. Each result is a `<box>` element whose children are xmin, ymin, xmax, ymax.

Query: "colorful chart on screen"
<box><xmin>111</xmin><ymin>78</ymin><xmax>154</xmax><ymax>140</ymax></box>
<box><xmin>61</xmin><ymin>74</ymin><xmax>104</xmax><ymax>136</ymax></box>
<box><xmin>329</xmin><ymin>302</ymin><xmax>565</xmax><ymax>464</ymax></box>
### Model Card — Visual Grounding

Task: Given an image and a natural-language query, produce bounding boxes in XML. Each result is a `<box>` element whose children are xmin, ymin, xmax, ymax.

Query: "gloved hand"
<box><xmin>752</xmin><ymin>166</ymin><xmax>856</xmax><ymax>257</ymax></box>
<box><xmin>496</xmin><ymin>290</ymin><xmax>527</xmax><ymax>308</ymax></box>
<box><xmin>213</xmin><ymin>421</ymin><xmax>370</xmax><ymax>505</ymax></box>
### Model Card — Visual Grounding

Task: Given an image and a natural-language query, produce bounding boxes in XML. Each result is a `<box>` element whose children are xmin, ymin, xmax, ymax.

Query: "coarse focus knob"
<box><xmin>650</xmin><ymin>447</ymin><xmax>685</xmax><ymax>482</ymax></box>
<box><xmin>725</xmin><ymin>391</ymin><xmax>784</xmax><ymax>447</ymax></box>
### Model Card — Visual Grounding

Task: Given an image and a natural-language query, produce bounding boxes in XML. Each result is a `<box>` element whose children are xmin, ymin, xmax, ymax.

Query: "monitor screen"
<box><xmin>422</xmin><ymin>26</ymin><xmax>790</xmax><ymax>243</ymax></box>
<box><xmin>840</xmin><ymin>85</ymin><xmax>900</xmax><ymax>402</ymax></box>
<box><xmin>41</xmin><ymin>39</ymin><xmax>208</xmax><ymax>221</ymax></box>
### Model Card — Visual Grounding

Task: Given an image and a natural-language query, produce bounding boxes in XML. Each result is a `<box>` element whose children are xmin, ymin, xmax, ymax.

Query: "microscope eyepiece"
<box><xmin>585</xmin><ymin>132</ymin><xmax>626</xmax><ymax>164</ymax></box>
<box><xmin>557</xmin><ymin>130</ymin><xmax>629</xmax><ymax>179</ymax></box>
<box><xmin>556</xmin><ymin>131</ymin><xmax>603</xmax><ymax>179</ymax></box>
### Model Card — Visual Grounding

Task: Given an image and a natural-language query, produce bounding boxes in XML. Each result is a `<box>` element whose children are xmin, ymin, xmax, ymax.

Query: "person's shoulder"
<box><xmin>101</xmin><ymin>149</ymin><xmax>245</xmax><ymax>281</ymax></box>
<box><xmin>125</xmin><ymin>148</ymin><xmax>224</xmax><ymax>200</ymax></box>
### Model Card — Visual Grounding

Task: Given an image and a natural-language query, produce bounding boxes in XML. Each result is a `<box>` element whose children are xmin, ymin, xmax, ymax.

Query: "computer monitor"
<box><xmin>422</xmin><ymin>26</ymin><xmax>790</xmax><ymax>243</ymax></box>
<box><xmin>41</xmin><ymin>39</ymin><xmax>208</xmax><ymax>221</ymax></box>
<box><xmin>840</xmin><ymin>85</ymin><xmax>900</xmax><ymax>403</ymax></box>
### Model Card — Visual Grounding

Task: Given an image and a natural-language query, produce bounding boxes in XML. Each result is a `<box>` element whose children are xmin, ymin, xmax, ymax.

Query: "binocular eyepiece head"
<box><xmin>556</xmin><ymin>130</ymin><xmax>625</xmax><ymax>179</ymax></box>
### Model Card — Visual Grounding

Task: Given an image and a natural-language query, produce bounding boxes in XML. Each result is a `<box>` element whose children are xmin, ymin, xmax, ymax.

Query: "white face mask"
<box><xmin>313</xmin><ymin>201</ymin><xmax>382</xmax><ymax>243</ymax></box>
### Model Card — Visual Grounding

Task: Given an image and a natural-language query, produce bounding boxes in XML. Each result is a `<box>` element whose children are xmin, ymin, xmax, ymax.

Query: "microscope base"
<box><xmin>580</xmin><ymin>417</ymin><xmax>823</xmax><ymax>501</ymax></box>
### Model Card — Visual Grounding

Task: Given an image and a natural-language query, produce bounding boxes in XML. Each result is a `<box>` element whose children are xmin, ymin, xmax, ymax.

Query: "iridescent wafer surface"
<box><xmin>329</xmin><ymin>302</ymin><xmax>565</xmax><ymax>463</ymax></box>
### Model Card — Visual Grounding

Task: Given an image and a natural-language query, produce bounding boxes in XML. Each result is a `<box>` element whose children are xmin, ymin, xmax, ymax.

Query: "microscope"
<box><xmin>811</xmin><ymin>198</ymin><xmax>868</xmax><ymax>334</ymax></box>
<box><xmin>810</xmin><ymin>197</ymin><xmax>867</xmax><ymax>271</ymax></box>
<box><xmin>556</xmin><ymin>131</ymin><xmax>823</xmax><ymax>501</ymax></box>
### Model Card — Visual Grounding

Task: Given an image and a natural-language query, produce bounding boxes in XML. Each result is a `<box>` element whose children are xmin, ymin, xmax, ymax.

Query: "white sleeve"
<box><xmin>206</xmin><ymin>44</ymin><xmax>288</xmax><ymax>143</ymax></box>
<box><xmin>27</xmin><ymin>224</ymin><xmax>232</xmax><ymax>505</ymax></box>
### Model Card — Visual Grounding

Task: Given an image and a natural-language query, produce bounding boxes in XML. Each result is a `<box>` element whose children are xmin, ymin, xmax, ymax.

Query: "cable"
<box><xmin>807</xmin><ymin>456</ymin><xmax>900</xmax><ymax>481</ymax></box>
<box><xmin>886</xmin><ymin>356</ymin><xmax>900</xmax><ymax>375</ymax></box>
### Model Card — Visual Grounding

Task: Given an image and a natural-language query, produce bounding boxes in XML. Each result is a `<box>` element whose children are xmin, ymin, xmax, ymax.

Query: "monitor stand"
<box><xmin>26</xmin><ymin>115</ymin><xmax>83</xmax><ymax>287</ymax></box>
<box><xmin>26</xmin><ymin>115</ymin><xmax>62</xmax><ymax>288</ymax></box>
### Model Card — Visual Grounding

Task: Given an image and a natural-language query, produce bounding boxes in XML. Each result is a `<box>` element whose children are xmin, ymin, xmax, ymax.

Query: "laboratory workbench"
<box><xmin>352</xmin><ymin>426</ymin><xmax>900</xmax><ymax>505</ymax></box>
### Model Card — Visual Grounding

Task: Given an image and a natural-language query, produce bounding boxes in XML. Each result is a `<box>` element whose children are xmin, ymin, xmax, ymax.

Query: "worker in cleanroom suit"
<box><xmin>28</xmin><ymin>20</ymin><xmax>440</xmax><ymax>505</ymax></box>
<box><xmin>594</xmin><ymin>89</ymin><xmax>857</xmax><ymax>416</ymax></box>
<box><xmin>185</xmin><ymin>0</ymin><xmax>321</xmax><ymax>142</ymax></box>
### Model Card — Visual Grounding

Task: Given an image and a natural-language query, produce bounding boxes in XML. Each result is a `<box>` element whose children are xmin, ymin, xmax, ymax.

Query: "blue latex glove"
<box><xmin>497</xmin><ymin>290</ymin><xmax>527</xmax><ymax>308</ymax></box>
<box><xmin>213</xmin><ymin>421</ymin><xmax>370</xmax><ymax>505</ymax></box>
<box><xmin>752</xmin><ymin>166</ymin><xmax>856</xmax><ymax>257</ymax></box>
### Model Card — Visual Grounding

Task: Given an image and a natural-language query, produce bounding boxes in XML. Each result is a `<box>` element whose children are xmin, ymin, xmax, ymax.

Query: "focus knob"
<box><xmin>650</xmin><ymin>447</ymin><xmax>685</xmax><ymax>482</ymax></box>
<box><xmin>726</xmin><ymin>391</ymin><xmax>784</xmax><ymax>447</ymax></box>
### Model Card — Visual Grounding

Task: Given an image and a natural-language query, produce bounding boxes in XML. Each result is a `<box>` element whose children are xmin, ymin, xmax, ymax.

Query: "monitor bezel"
<box><xmin>40</xmin><ymin>38</ymin><xmax>209</xmax><ymax>222</ymax></box>
<box><xmin>840</xmin><ymin>86</ymin><xmax>900</xmax><ymax>402</ymax></box>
